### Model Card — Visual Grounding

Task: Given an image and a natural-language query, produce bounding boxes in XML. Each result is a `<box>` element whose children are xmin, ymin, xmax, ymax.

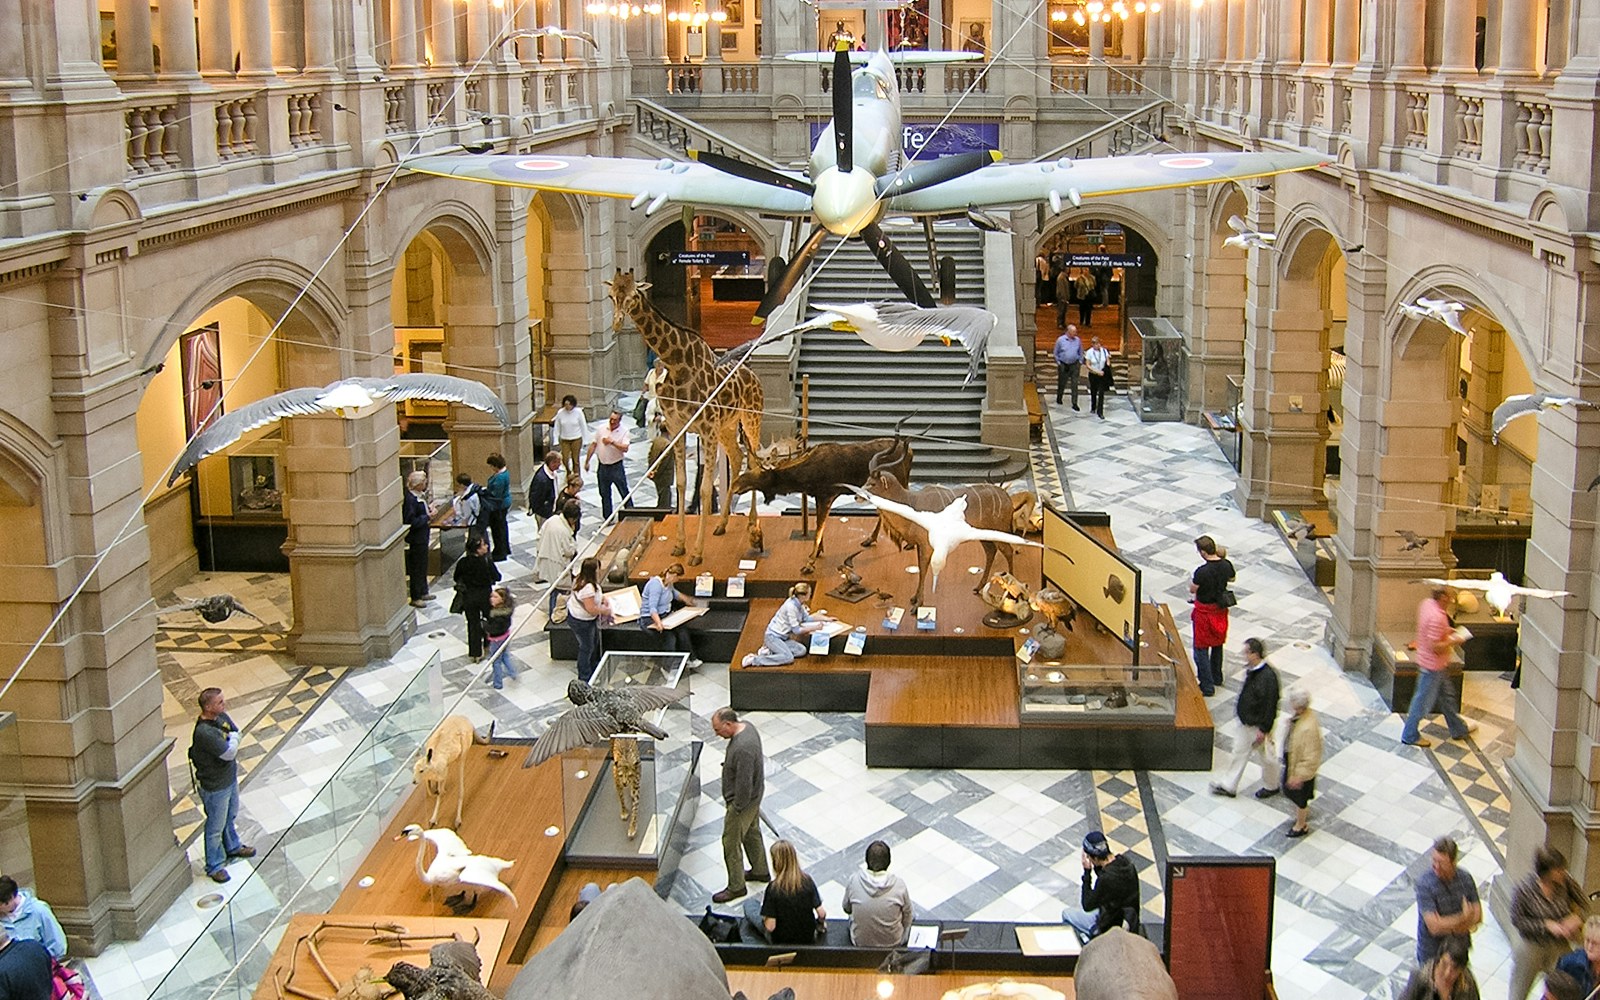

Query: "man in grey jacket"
<box><xmin>188</xmin><ymin>687</ymin><xmax>254</xmax><ymax>883</ymax></box>
<box><xmin>711</xmin><ymin>707</ymin><xmax>769</xmax><ymax>904</ymax></box>
<box><xmin>842</xmin><ymin>840</ymin><xmax>914</xmax><ymax>946</ymax></box>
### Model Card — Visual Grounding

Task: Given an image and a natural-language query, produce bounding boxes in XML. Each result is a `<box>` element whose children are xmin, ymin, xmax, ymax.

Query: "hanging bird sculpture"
<box><xmin>1223</xmin><ymin>214</ymin><xmax>1277</xmax><ymax>251</ymax></box>
<box><xmin>152</xmin><ymin>594</ymin><xmax>266</xmax><ymax>625</ymax></box>
<box><xmin>845</xmin><ymin>486</ymin><xmax>1043</xmax><ymax>598</ymax></box>
<box><xmin>720</xmin><ymin>301</ymin><xmax>995</xmax><ymax>386</ymax></box>
<box><xmin>1490</xmin><ymin>393</ymin><xmax>1599</xmax><ymax>444</ymax></box>
<box><xmin>1414</xmin><ymin>572</ymin><xmax>1570</xmax><ymax>619</ymax></box>
<box><xmin>1398</xmin><ymin>297</ymin><xmax>1470</xmax><ymax>336</ymax></box>
<box><xmin>168</xmin><ymin>374</ymin><xmax>509</xmax><ymax>484</ymax></box>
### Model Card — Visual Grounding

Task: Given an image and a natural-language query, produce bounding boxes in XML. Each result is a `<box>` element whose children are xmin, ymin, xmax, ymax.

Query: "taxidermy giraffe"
<box><xmin>606</xmin><ymin>269</ymin><xmax>764</xmax><ymax>563</ymax></box>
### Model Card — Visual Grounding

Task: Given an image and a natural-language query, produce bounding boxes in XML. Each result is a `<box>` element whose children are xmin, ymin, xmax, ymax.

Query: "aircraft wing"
<box><xmin>886</xmin><ymin>150</ymin><xmax>1329</xmax><ymax>213</ymax></box>
<box><xmin>401</xmin><ymin>153</ymin><xmax>814</xmax><ymax>215</ymax></box>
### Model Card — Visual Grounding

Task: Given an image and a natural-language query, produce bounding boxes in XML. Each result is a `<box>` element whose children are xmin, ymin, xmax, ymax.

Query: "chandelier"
<box><xmin>666</xmin><ymin>0</ymin><xmax>726</xmax><ymax>25</ymax></box>
<box><xmin>1051</xmin><ymin>0</ymin><xmax>1161</xmax><ymax>26</ymax></box>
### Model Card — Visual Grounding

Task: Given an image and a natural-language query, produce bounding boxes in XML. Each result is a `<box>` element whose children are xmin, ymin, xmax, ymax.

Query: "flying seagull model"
<box><xmin>522</xmin><ymin>679</ymin><xmax>686</xmax><ymax>768</ymax></box>
<box><xmin>1398</xmin><ymin>297</ymin><xmax>1470</xmax><ymax>336</ymax></box>
<box><xmin>1414</xmin><ymin>572</ymin><xmax>1570</xmax><ymax>619</ymax></box>
<box><xmin>1224</xmin><ymin>215</ymin><xmax>1277</xmax><ymax>251</ymax></box>
<box><xmin>845</xmin><ymin>485</ymin><xmax>1042</xmax><ymax>596</ymax></box>
<box><xmin>168</xmin><ymin>374</ymin><xmax>508</xmax><ymax>484</ymax></box>
<box><xmin>403</xmin><ymin>43</ymin><xmax>1327</xmax><ymax>320</ymax></box>
<box><xmin>151</xmin><ymin>594</ymin><xmax>266</xmax><ymax>625</ymax></box>
<box><xmin>1491</xmin><ymin>393</ymin><xmax>1599</xmax><ymax>444</ymax></box>
<box><xmin>722</xmin><ymin>300</ymin><xmax>995</xmax><ymax>385</ymax></box>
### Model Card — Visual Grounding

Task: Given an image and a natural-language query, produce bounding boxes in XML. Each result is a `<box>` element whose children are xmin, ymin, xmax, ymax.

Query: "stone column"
<box><xmin>1497</xmin><ymin>0</ymin><xmax>1540</xmax><ymax>76</ymax></box>
<box><xmin>1393</xmin><ymin>0</ymin><xmax>1426</xmax><ymax>73</ymax></box>
<box><xmin>1549</xmin><ymin>0</ymin><xmax>1572</xmax><ymax>72</ymax></box>
<box><xmin>238</xmin><ymin>0</ymin><xmax>276</xmax><ymax>75</ymax></box>
<box><xmin>431</xmin><ymin>0</ymin><xmax>458</xmax><ymax>67</ymax></box>
<box><xmin>1302</xmin><ymin>0</ymin><xmax>1329</xmax><ymax>66</ymax></box>
<box><xmin>196</xmin><ymin>0</ymin><xmax>234</xmax><ymax>75</ymax></box>
<box><xmin>1226</xmin><ymin>0</ymin><xmax>1245</xmax><ymax>61</ymax></box>
<box><xmin>113</xmin><ymin>0</ymin><xmax>156</xmax><ymax>78</ymax></box>
<box><xmin>304</xmin><ymin>0</ymin><xmax>335</xmax><ymax>72</ymax></box>
<box><xmin>1236</xmin><ymin>303</ymin><xmax>1331</xmax><ymax>515</ymax></box>
<box><xmin>391</xmin><ymin>0</ymin><xmax>419</xmax><ymax>69</ymax></box>
<box><xmin>1438</xmin><ymin>0</ymin><xmax>1477</xmax><ymax>74</ymax></box>
<box><xmin>1330</xmin><ymin>0</ymin><xmax>1359</xmax><ymax>65</ymax></box>
<box><xmin>514</xmin><ymin>0</ymin><xmax>540</xmax><ymax>64</ymax></box>
<box><xmin>1089</xmin><ymin>18</ymin><xmax>1105</xmax><ymax>61</ymax></box>
<box><xmin>157</xmin><ymin>0</ymin><xmax>200</xmax><ymax>77</ymax></box>
<box><xmin>465</xmin><ymin>0</ymin><xmax>494</xmax><ymax>61</ymax></box>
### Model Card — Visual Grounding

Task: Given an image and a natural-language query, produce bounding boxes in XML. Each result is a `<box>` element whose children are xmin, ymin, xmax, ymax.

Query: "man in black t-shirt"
<box><xmin>1188</xmin><ymin>534</ymin><xmax>1236</xmax><ymax>696</ymax></box>
<box><xmin>0</xmin><ymin>929</ymin><xmax>52</xmax><ymax>1000</ymax></box>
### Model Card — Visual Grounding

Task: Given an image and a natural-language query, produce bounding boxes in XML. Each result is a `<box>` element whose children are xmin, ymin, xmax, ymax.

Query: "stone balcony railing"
<box><xmin>1181</xmin><ymin>61</ymin><xmax>1558</xmax><ymax>207</ymax></box>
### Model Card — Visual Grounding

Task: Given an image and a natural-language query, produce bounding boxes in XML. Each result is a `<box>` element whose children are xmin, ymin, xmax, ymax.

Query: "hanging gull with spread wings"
<box><xmin>151</xmin><ymin>594</ymin><xmax>266</xmax><ymax>625</ymax></box>
<box><xmin>1397</xmin><ymin>297</ymin><xmax>1470</xmax><ymax>336</ymax></box>
<box><xmin>404</xmin><ymin>42</ymin><xmax>1326</xmax><ymax>321</ymax></box>
<box><xmin>845</xmin><ymin>486</ymin><xmax>1042</xmax><ymax>597</ymax></box>
<box><xmin>1223</xmin><ymin>215</ymin><xmax>1277</xmax><ymax>251</ymax></box>
<box><xmin>521</xmin><ymin>679</ymin><xmax>686</xmax><ymax>768</ymax></box>
<box><xmin>1490</xmin><ymin>393</ymin><xmax>1599</xmax><ymax>444</ymax></box>
<box><xmin>1413</xmin><ymin>572</ymin><xmax>1570</xmax><ymax>619</ymax></box>
<box><xmin>720</xmin><ymin>300</ymin><xmax>994</xmax><ymax>385</ymax></box>
<box><xmin>168</xmin><ymin>374</ymin><xmax>508</xmax><ymax>484</ymax></box>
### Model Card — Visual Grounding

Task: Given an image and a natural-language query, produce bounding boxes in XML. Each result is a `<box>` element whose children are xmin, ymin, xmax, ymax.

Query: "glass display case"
<box><xmin>196</xmin><ymin>430</ymin><xmax>285</xmax><ymax>519</ymax></box>
<box><xmin>564</xmin><ymin>651</ymin><xmax>701</xmax><ymax>867</ymax></box>
<box><xmin>1017</xmin><ymin>660</ymin><xmax>1175</xmax><ymax>725</ymax></box>
<box><xmin>398</xmin><ymin>438</ymin><xmax>454</xmax><ymax>507</ymax></box>
<box><xmin>1204</xmin><ymin>373</ymin><xmax>1244</xmax><ymax>471</ymax></box>
<box><xmin>1131</xmin><ymin>316</ymin><xmax>1187</xmax><ymax>422</ymax></box>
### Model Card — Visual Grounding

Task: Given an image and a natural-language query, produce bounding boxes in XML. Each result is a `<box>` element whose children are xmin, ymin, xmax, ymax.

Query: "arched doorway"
<box><xmin>640</xmin><ymin>212</ymin><xmax>769</xmax><ymax>350</ymax></box>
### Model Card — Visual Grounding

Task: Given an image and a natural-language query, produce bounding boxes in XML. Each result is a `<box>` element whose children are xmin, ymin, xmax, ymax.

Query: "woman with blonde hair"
<box><xmin>743</xmin><ymin>839</ymin><xmax>825</xmax><ymax>945</ymax></box>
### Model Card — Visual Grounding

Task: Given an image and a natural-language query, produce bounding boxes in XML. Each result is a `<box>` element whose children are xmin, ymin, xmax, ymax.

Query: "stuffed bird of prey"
<box><xmin>1223</xmin><ymin>215</ymin><xmax>1277</xmax><ymax>251</ymax></box>
<box><xmin>845</xmin><ymin>486</ymin><xmax>1043</xmax><ymax>596</ymax></box>
<box><xmin>1491</xmin><ymin>393</ymin><xmax>1599</xmax><ymax>443</ymax></box>
<box><xmin>1398</xmin><ymin>296</ymin><xmax>1470</xmax><ymax>336</ymax></box>
<box><xmin>168</xmin><ymin>374</ymin><xmax>508</xmax><ymax>484</ymax></box>
<box><xmin>721</xmin><ymin>301</ymin><xmax>995</xmax><ymax>385</ymax></box>
<box><xmin>1415</xmin><ymin>571</ymin><xmax>1570</xmax><ymax>619</ymax></box>
<box><xmin>522</xmin><ymin>679</ymin><xmax>686</xmax><ymax>768</ymax></box>
<box><xmin>152</xmin><ymin>593</ymin><xmax>265</xmax><ymax>625</ymax></box>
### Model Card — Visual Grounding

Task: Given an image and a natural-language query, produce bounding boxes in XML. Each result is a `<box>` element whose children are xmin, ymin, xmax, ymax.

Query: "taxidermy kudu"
<box><xmin>412</xmin><ymin>716</ymin><xmax>491</xmax><ymax>829</ymax></box>
<box><xmin>606</xmin><ymin>269</ymin><xmax>764</xmax><ymax>563</ymax></box>
<box><xmin>731</xmin><ymin>422</ymin><xmax>918</xmax><ymax>576</ymax></box>
<box><xmin>860</xmin><ymin>455</ymin><xmax>1031</xmax><ymax>607</ymax></box>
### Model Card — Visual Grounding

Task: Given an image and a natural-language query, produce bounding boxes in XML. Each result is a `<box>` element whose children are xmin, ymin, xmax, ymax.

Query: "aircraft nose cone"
<box><xmin>813</xmin><ymin>166</ymin><xmax>879</xmax><ymax>237</ymax></box>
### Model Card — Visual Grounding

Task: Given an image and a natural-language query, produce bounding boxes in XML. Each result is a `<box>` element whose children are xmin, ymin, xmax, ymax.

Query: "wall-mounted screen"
<box><xmin>1042</xmin><ymin>505</ymin><xmax>1140</xmax><ymax>654</ymax></box>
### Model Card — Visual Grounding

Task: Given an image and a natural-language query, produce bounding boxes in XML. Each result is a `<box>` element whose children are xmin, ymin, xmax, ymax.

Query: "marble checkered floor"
<box><xmin>80</xmin><ymin>396</ymin><xmax>1520</xmax><ymax>1000</ymax></box>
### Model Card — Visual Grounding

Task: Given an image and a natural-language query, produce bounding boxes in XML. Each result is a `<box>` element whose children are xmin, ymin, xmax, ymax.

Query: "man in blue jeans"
<box><xmin>189</xmin><ymin>687</ymin><xmax>255</xmax><ymax>882</ymax></box>
<box><xmin>1400</xmin><ymin>587</ymin><xmax>1475</xmax><ymax>747</ymax></box>
<box><xmin>1052</xmin><ymin>324</ymin><xmax>1084</xmax><ymax>409</ymax></box>
<box><xmin>584</xmin><ymin>408</ymin><xmax>633</xmax><ymax>520</ymax></box>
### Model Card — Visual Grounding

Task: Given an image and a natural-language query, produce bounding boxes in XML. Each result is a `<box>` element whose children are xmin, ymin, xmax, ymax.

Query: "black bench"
<box><xmin>547</xmin><ymin>599</ymin><xmax>749</xmax><ymax>663</ymax></box>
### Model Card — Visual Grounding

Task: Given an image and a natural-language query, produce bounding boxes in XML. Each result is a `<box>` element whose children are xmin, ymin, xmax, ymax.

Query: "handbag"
<box><xmin>698</xmin><ymin>905</ymin><xmax>741</xmax><ymax>944</ymax></box>
<box><xmin>51</xmin><ymin>959</ymin><xmax>86</xmax><ymax>1000</ymax></box>
<box><xmin>449</xmin><ymin>591</ymin><xmax>465</xmax><ymax>614</ymax></box>
<box><xmin>1220</xmin><ymin>589</ymin><xmax>1238</xmax><ymax>608</ymax></box>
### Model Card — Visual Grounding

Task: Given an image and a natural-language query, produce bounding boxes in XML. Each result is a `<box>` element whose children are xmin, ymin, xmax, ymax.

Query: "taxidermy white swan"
<box><xmin>395</xmin><ymin>823</ymin><xmax>517</xmax><ymax>914</ymax></box>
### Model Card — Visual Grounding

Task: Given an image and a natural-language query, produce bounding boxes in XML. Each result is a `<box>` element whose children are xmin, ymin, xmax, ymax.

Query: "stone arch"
<box><xmin>632</xmin><ymin>206</ymin><xmax>775</xmax><ymax>262</ymax></box>
<box><xmin>0</xmin><ymin>410</ymin><xmax>60</xmax><ymax>561</ymax></box>
<box><xmin>391</xmin><ymin>200</ymin><xmax>500</xmax><ymax>279</ymax></box>
<box><xmin>1390</xmin><ymin>265</ymin><xmax>1532</xmax><ymax>370</ymax></box>
<box><xmin>145</xmin><ymin>262</ymin><xmax>346</xmax><ymax>375</ymax></box>
<box><xmin>1189</xmin><ymin>183</ymin><xmax>1251</xmax><ymax>412</ymax></box>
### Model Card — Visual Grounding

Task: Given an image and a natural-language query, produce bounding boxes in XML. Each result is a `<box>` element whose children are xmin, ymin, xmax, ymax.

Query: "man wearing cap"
<box><xmin>1062</xmin><ymin>831</ymin><xmax>1140</xmax><ymax>942</ymax></box>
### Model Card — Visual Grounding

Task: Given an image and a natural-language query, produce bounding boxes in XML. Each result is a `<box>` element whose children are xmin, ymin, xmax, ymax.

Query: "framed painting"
<box><xmin>721</xmin><ymin>30</ymin><xmax>738</xmax><ymax>51</ymax></box>
<box><xmin>723</xmin><ymin>0</ymin><xmax>744</xmax><ymax>27</ymax></box>
<box><xmin>99</xmin><ymin>12</ymin><xmax>117</xmax><ymax>66</ymax></box>
<box><xmin>181</xmin><ymin>323</ymin><xmax>223</xmax><ymax>437</ymax></box>
<box><xmin>958</xmin><ymin>19</ymin><xmax>989</xmax><ymax>57</ymax></box>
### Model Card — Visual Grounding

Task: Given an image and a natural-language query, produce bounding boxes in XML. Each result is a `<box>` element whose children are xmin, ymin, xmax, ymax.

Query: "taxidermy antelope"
<box><xmin>412</xmin><ymin>716</ymin><xmax>491</xmax><ymax>829</ymax></box>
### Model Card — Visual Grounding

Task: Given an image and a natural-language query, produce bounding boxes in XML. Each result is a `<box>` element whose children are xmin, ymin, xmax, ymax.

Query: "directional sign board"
<box><xmin>665</xmin><ymin>251</ymin><xmax>751</xmax><ymax>267</ymax></box>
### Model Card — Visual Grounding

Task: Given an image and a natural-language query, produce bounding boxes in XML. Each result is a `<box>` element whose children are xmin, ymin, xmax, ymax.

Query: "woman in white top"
<box><xmin>566</xmin><ymin>556</ymin><xmax>609</xmax><ymax>681</ymax></box>
<box><xmin>1084</xmin><ymin>336</ymin><xmax>1112</xmax><ymax>419</ymax></box>
<box><xmin>551</xmin><ymin>394</ymin><xmax>588</xmax><ymax>487</ymax></box>
<box><xmin>743</xmin><ymin>582</ymin><xmax>832</xmax><ymax>667</ymax></box>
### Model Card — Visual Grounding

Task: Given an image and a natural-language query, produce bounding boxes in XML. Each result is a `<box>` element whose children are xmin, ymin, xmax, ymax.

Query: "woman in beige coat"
<box><xmin>1281</xmin><ymin>688</ymin><xmax>1323</xmax><ymax>838</ymax></box>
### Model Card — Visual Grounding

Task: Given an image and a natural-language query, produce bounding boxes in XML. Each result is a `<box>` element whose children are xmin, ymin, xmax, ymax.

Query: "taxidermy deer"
<box><xmin>412</xmin><ymin>716</ymin><xmax>492</xmax><ymax>829</ymax></box>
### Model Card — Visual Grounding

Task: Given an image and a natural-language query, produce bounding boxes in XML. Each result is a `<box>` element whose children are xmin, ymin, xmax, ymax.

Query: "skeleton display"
<box><xmin>270</xmin><ymin>920</ymin><xmax>482</xmax><ymax>1000</ymax></box>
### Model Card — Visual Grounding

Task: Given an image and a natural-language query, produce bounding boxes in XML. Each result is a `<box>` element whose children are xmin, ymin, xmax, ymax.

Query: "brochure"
<box><xmin>809</xmin><ymin>631</ymin><xmax>832</xmax><ymax>655</ymax></box>
<box><xmin>604</xmin><ymin>585</ymin><xmax>642</xmax><ymax>625</ymax></box>
<box><xmin>916</xmin><ymin>606</ymin><xmax>936</xmax><ymax>630</ymax></box>
<box><xmin>844</xmin><ymin>629</ymin><xmax>866</xmax><ymax>656</ymax></box>
<box><xmin>726</xmin><ymin>574</ymin><xmax>746</xmax><ymax>598</ymax></box>
<box><xmin>883</xmin><ymin>607</ymin><xmax>905</xmax><ymax>630</ymax></box>
<box><xmin>694</xmin><ymin>572</ymin><xmax>715</xmax><ymax>597</ymax></box>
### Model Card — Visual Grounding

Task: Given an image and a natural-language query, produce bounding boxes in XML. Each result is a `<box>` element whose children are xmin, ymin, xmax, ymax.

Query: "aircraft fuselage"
<box><xmin>808</xmin><ymin>52</ymin><xmax>901</xmax><ymax>237</ymax></box>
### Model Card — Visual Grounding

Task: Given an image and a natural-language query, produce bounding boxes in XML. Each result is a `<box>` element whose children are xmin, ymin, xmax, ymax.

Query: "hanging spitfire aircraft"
<box><xmin>403</xmin><ymin>42</ymin><xmax>1327</xmax><ymax>321</ymax></box>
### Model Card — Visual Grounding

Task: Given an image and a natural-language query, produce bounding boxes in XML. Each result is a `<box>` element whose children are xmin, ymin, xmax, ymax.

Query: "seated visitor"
<box><xmin>842</xmin><ymin>840</ymin><xmax>914</xmax><ymax>947</ymax></box>
<box><xmin>744</xmin><ymin>839</ymin><xmax>825</xmax><ymax>945</ymax></box>
<box><xmin>1061</xmin><ymin>831</ymin><xmax>1139</xmax><ymax>942</ymax></box>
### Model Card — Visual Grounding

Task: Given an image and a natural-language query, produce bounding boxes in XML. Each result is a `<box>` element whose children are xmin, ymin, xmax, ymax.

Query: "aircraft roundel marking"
<box><xmin>515</xmin><ymin>158</ymin><xmax>570</xmax><ymax>171</ymax></box>
<box><xmin>1157</xmin><ymin>156</ymin><xmax>1215</xmax><ymax>170</ymax></box>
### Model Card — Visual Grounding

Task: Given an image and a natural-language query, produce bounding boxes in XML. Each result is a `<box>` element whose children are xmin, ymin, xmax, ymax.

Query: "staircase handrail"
<box><xmin>1031</xmin><ymin>97</ymin><xmax>1176</xmax><ymax>162</ymax></box>
<box><xmin>630</xmin><ymin>97</ymin><xmax>789</xmax><ymax>172</ymax></box>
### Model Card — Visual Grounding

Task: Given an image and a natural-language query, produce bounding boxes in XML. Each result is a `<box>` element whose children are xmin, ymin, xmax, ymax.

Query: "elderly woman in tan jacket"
<box><xmin>1281</xmin><ymin>688</ymin><xmax>1323</xmax><ymax>838</ymax></box>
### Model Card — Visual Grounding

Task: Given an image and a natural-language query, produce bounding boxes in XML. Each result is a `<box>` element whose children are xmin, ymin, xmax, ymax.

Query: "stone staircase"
<box><xmin>796</xmin><ymin>221</ymin><xmax>1022</xmax><ymax>482</ymax></box>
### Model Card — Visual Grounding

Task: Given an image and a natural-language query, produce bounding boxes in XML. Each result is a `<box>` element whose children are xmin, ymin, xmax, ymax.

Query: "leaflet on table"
<box><xmin>843</xmin><ymin>629</ymin><xmax>866</xmax><ymax>656</ymax></box>
<box><xmin>883</xmin><ymin>607</ymin><xmax>905</xmax><ymax>630</ymax></box>
<box><xmin>725</xmin><ymin>574</ymin><xmax>746</xmax><ymax>598</ymax></box>
<box><xmin>808</xmin><ymin>631</ymin><xmax>832</xmax><ymax>655</ymax></box>
<box><xmin>907</xmin><ymin>925</ymin><xmax>939</xmax><ymax>949</ymax></box>
<box><xmin>659</xmin><ymin>606</ymin><xmax>710</xmax><ymax>630</ymax></box>
<box><xmin>814</xmin><ymin>619</ymin><xmax>853</xmax><ymax>638</ymax></box>
<box><xmin>737</xmin><ymin>558</ymin><xmax>758</xmax><ymax>571</ymax></box>
<box><xmin>916</xmin><ymin>606</ymin><xmax>936</xmax><ymax>630</ymax></box>
<box><xmin>1017</xmin><ymin>636</ymin><xmax>1040</xmax><ymax>663</ymax></box>
<box><xmin>694</xmin><ymin>572</ymin><xmax>715</xmax><ymax>597</ymax></box>
<box><xmin>604</xmin><ymin>585</ymin><xmax>642</xmax><ymax>624</ymax></box>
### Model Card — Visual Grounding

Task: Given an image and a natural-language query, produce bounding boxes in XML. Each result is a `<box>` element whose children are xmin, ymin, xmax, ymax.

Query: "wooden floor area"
<box><xmin>729</xmin><ymin>969</ymin><xmax>1078</xmax><ymax>999</ymax></box>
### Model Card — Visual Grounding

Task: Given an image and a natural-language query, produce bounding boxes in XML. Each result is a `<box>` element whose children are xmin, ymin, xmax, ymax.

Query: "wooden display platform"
<box><xmin>330</xmin><ymin>746</ymin><xmax>573</xmax><ymax>975</ymax></box>
<box><xmin>253</xmin><ymin>913</ymin><xmax>506</xmax><ymax>1000</ymax></box>
<box><xmin>730</xmin><ymin>969</ymin><xmax>1078</xmax><ymax>1000</ymax></box>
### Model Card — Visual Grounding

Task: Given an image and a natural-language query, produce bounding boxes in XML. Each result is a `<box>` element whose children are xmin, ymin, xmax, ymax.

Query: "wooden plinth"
<box><xmin>729</xmin><ymin>969</ymin><xmax>1078</xmax><ymax>1000</ymax></box>
<box><xmin>253</xmin><ymin>913</ymin><xmax>506</xmax><ymax>1000</ymax></box>
<box><xmin>330</xmin><ymin>746</ymin><xmax>570</xmax><ymax>975</ymax></box>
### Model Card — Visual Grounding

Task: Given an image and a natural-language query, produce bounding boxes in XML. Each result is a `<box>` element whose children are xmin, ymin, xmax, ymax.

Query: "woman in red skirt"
<box><xmin>1189</xmin><ymin>535</ymin><xmax>1235</xmax><ymax>696</ymax></box>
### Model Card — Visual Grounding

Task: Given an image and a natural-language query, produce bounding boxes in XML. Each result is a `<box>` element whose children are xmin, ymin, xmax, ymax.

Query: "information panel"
<box><xmin>1164</xmin><ymin>856</ymin><xmax>1275</xmax><ymax>1000</ymax></box>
